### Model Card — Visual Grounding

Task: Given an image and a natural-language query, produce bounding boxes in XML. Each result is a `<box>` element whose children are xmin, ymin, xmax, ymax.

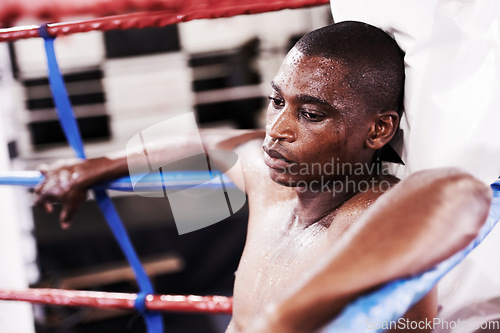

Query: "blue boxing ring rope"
<box><xmin>37</xmin><ymin>24</ymin><xmax>164</xmax><ymax>332</ymax></box>
<box><xmin>0</xmin><ymin>170</ymin><xmax>235</xmax><ymax>192</ymax></box>
<box><xmin>0</xmin><ymin>23</ymin><xmax>498</xmax><ymax>333</ymax></box>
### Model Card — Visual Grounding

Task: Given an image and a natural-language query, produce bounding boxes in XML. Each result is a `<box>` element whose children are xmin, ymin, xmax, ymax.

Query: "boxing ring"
<box><xmin>0</xmin><ymin>1</ymin><xmax>499</xmax><ymax>332</ymax></box>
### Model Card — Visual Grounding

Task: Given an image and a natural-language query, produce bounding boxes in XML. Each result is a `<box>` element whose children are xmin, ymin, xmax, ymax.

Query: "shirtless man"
<box><xmin>34</xmin><ymin>22</ymin><xmax>491</xmax><ymax>332</ymax></box>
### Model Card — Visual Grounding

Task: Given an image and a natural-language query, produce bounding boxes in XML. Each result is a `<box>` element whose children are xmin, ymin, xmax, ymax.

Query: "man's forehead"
<box><xmin>276</xmin><ymin>50</ymin><xmax>349</xmax><ymax>89</ymax></box>
<box><xmin>282</xmin><ymin>48</ymin><xmax>347</xmax><ymax>72</ymax></box>
<box><xmin>273</xmin><ymin>49</ymin><xmax>354</xmax><ymax>109</ymax></box>
<box><xmin>282</xmin><ymin>48</ymin><xmax>307</xmax><ymax>66</ymax></box>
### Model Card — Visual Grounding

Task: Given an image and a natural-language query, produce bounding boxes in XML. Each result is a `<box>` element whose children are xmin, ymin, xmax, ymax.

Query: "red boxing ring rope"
<box><xmin>0</xmin><ymin>0</ymin><xmax>329</xmax><ymax>42</ymax></box>
<box><xmin>0</xmin><ymin>288</ymin><xmax>233</xmax><ymax>314</ymax></box>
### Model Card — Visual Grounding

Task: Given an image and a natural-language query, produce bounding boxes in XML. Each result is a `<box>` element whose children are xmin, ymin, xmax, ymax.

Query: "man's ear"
<box><xmin>365</xmin><ymin>110</ymin><xmax>400</xmax><ymax>150</ymax></box>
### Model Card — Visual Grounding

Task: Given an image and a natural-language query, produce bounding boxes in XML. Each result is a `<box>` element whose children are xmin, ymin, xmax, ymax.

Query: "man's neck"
<box><xmin>291</xmin><ymin>174</ymin><xmax>373</xmax><ymax>229</ymax></box>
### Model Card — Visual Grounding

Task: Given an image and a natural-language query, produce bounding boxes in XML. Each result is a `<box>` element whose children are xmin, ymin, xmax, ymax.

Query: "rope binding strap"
<box><xmin>37</xmin><ymin>24</ymin><xmax>164</xmax><ymax>333</ymax></box>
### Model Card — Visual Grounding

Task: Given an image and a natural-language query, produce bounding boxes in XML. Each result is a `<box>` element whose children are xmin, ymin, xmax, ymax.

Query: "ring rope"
<box><xmin>0</xmin><ymin>288</ymin><xmax>232</xmax><ymax>314</ymax></box>
<box><xmin>0</xmin><ymin>170</ymin><xmax>236</xmax><ymax>191</ymax></box>
<box><xmin>0</xmin><ymin>0</ymin><xmax>329</xmax><ymax>43</ymax></box>
<box><xmin>39</xmin><ymin>25</ymin><xmax>163</xmax><ymax>332</ymax></box>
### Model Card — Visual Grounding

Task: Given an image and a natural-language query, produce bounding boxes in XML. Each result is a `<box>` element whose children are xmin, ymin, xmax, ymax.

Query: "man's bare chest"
<box><xmin>231</xmin><ymin>206</ymin><xmax>335</xmax><ymax>327</ymax></box>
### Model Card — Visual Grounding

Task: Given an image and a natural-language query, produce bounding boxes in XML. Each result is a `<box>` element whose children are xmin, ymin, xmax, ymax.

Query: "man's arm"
<box><xmin>250</xmin><ymin>168</ymin><xmax>492</xmax><ymax>333</ymax></box>
<box><xmin>34</xmin><ymin>129</ymin><xmax>264</xmax><ymax>228</ymax></box>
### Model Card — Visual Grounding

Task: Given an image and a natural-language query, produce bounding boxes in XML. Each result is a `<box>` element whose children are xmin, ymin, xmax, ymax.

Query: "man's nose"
<box><xmin>266</xmin><ymin>109</ymin><xmax>296</xmax><ymax>142</ymax></box>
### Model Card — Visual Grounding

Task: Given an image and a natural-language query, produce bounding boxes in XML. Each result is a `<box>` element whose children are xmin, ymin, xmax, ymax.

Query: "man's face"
<box><xmin>262</xmin><ymin>48</ymin><xmax>373</xmax><ymax>188</ymax></box>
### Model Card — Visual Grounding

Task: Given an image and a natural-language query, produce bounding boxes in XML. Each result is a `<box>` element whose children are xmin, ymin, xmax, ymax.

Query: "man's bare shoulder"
<box><xmin>230</xmin><ymin>138</ymin><xmax>295</xmax><ymax>201</ymax></box>
<box><xmin>233</xmin><ymin>137</ymin><xmax>266</xmax><ymax>182</ymax></box>
<box><xmin>210</xmin><ymin>133</ymin><xmax>269</xmax><ymax>193</ymax></box>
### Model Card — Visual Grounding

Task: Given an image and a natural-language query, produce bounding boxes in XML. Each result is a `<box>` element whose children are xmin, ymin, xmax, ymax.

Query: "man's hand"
<box><xmin>34</xmin><ymin>157</ymin><xmax>124</xmax><ymax>229</ymax></box>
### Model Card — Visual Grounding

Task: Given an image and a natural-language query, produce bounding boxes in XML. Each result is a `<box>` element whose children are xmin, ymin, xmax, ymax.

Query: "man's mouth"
<box><xmin>262</xmin><ymin>146</ymin><xmax>295</xmax><ymax>170</ymax></box>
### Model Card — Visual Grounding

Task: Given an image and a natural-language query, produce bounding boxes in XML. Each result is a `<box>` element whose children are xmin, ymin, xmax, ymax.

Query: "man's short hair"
<box><xmin>295</xmin><ymin>21</ymin><xmax>405</xmax><ymax>116</ymax></box>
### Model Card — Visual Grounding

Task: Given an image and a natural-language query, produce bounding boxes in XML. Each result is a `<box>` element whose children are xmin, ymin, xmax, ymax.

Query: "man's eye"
<box><xmin>301</xmin><ymin>111</ymin><xmax>323</xmax><ymax>121</ymax></box>
<box><xmin>268</xmin><ymin>96</ymin><xmax>284</xmax><ymax>108</ymax></box>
